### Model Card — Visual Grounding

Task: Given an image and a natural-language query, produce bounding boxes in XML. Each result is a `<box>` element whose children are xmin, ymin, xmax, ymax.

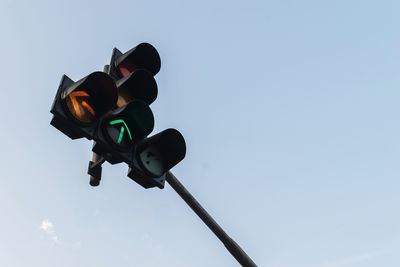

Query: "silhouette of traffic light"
<box><xmin>109</xmin><ymin>42</ymin><xmax>161</xmax><ymax>79</ymax></box>
<box><xmin>51</xmin><ymin>42</ymin><xmax>186</xmax><ymax>189</ymax></box>
<box><xmin>128</xmin><ymin>128</ymin><xmax>186</xmax><ymax>189</ymax></box>
<box><xmin>50</xmin><ymin>72</ymin><xmax>118</xmax><ymax>140</ymax></box>
<box><xmin>89</xmin><ymin>43</ymin><xmax>160</xmax><ymax>166</ymax></box>
<box><xmin>107</xmin><ymin>43</ymin><xmax>160</xmax><ymax>107</ymax></box>
<box><xmin>103</xmin><ymin>43</ymin><xmax>187</xmax><ymax>188</ymax></box>
<box><xmin>92</xmin><ymin>100</ymin><xmax>154</xmax><ymax>165</ymax></box>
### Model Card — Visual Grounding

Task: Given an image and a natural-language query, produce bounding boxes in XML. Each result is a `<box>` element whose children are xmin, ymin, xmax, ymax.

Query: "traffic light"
<box><xmin>88</xmin><ymin>43</ymin><xmax>160</xmax><ymax>166</ymax></box>
<box><xmin>105</xmin><ymin>43</ymin><xmax>186</xmax><ymax>188</ymax></box>
<box><xmin>128</xmin><ymin>128</ymin><xmax>186</xmax><ymax>189</ymax></box>
<box><xmin>92</xmin><ymin>100</ymin><xmax>155</xmax><ymax>165</ymax></box>
<box><xmin>49</xmin><ymin>43</ymin><xmax>256</xmax><ymax>267</ymax></box>
<box><xmin>50</xmin><ymin>72</ymin><xmax>118</xmax><ymax>140</ymax></box>
<box><xmin>108</xmin><ymin>42</ymin><xmax>161</xmax><ymax>79</ymax></box>
<box><xmin>50</xmin><ymin>42</ymin><xmax>186</xmax><ymax>189</ymax></box>
<box><xmin>107</xmin><ymin>42</ymin><xmax>160</xmax><ymax>108</ymax></box>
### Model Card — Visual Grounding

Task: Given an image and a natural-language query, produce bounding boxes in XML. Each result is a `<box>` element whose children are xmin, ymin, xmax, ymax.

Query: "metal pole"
<box><xmin>88</xmin><ymin>153</ymin><xmax>101</xmax><ymax>186</ymax></box>
<box><xmin>165</xmin><ymin>171</ymin><xmax>257</xmax><ymax>267</ymax></box>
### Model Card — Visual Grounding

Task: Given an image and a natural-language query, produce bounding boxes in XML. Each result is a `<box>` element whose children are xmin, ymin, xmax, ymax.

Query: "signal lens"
<box><xmin>65</xmin><ymin>90</ymin><xmax>96</xmax><ymax>123</ymax></box>
<box><xmin>105</xmin><ymin>118</ymin><xmax>134</xmax><ymax>149</ymax></box>
<box><xmin>118</xmin><ymin>63</ymin><xmax>135</xmax><ymax>78</ymax></box>
<box><xmin>138</xmin><ymin>145</ymin><xmax>165</xmax><ymax>177</ymax></box>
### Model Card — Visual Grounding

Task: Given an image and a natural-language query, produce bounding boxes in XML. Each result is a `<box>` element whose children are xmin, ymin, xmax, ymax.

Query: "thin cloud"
<box><xmin>40</xmin><ymin>219</ymin><xmax>59</xmax><ymax>243</ymax></box>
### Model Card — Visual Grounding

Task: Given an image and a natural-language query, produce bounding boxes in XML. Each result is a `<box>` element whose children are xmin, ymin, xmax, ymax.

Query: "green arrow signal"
<box><xmin>109</xmin><ymin>119</ymin><xmax>133</xmax><ymax>144</ymax></box>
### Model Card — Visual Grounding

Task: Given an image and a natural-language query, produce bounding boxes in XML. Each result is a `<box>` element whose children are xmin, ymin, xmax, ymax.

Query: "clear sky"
<box><xmin>0</xmin><ymin>0</ymin><xmax>399</xmax><ymax>266</ymax></box>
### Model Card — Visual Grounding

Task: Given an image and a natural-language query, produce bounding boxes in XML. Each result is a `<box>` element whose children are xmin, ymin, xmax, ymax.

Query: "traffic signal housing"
<box><xmin>92</xmin><ymin>100</ymin><xmax>155</xmax><ymax>165</ymax></box>
<box><xmin>105</xmin><ymin>43</ymin><xmax>186</xmax><ymax>188</ymax></box>
<box><xmin>50</xmin><ymin>72</ymin><xmax>118</xmax><ymax>140</ymax></box>
<box><xmin>107</xmin><ymin>43</ymin><xmax>161</xmax><ymax>108</ymax></box>
<box><xmin>90</xmin><ymin>43</ymin><xmax>161</xmax><ymax>166</ymax></box>
<box><xmin>51</xmin><ymin>42</ymin><xmax>187</xmax><ymax>190</ymax></box>
<box><xmin>128</xmin><ymin>128</ymin><xmax>186</xmax><ymax>189</ymax></box>
<box><xmin>108</xmin><ymin>42</ymin><xmax>161</xmax><ymax>79</ymax></box>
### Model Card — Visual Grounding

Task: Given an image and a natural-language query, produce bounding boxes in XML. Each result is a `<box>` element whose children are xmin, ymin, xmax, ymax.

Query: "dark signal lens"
<box><xmin>118</xmin><ymin>63</ymin><xmax>135</xmax><ymax>78</ymax></box>
<box><xmin>65</xmin><ymin>90</ymin><xmax>96</xmax><ymax>123</ymax></box>
<box><xmin>138</xmin><ymin>145</ymin><xmax>165</xmax><ymax>177</ymax></box>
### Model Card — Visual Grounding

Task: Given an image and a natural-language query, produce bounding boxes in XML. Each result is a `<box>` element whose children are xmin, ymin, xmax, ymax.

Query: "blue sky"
<box><xmin>0</xmin><ymin>0</ymin><xmax>399</xmax><ymax>266</ymax></box>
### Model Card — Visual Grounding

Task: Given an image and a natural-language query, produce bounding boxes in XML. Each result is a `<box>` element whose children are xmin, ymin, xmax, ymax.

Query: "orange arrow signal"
<box><xmin>66</xmin><ymin>90</ymin><xmax>96</xmax><ymax>123</ymax></box>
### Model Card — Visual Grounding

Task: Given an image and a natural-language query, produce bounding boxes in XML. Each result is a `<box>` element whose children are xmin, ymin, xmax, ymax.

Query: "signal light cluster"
<box><xmin>50</xmin><ymin>43</ymin><xmax>186</xmax><ymax>189</ymax></box>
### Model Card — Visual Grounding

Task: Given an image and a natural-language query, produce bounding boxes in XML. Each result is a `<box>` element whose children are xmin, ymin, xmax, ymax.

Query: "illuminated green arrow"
<box><xmin>109</xmin><ymin>119</ymin><xmax>133</xmax><ymax>144</ymax></box>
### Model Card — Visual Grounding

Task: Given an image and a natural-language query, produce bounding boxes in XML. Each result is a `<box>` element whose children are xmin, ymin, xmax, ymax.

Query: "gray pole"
<box><xmin>165</xmin><ymin>171</ymin><xmax>257</xmax><ymax>267</ymax></box>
